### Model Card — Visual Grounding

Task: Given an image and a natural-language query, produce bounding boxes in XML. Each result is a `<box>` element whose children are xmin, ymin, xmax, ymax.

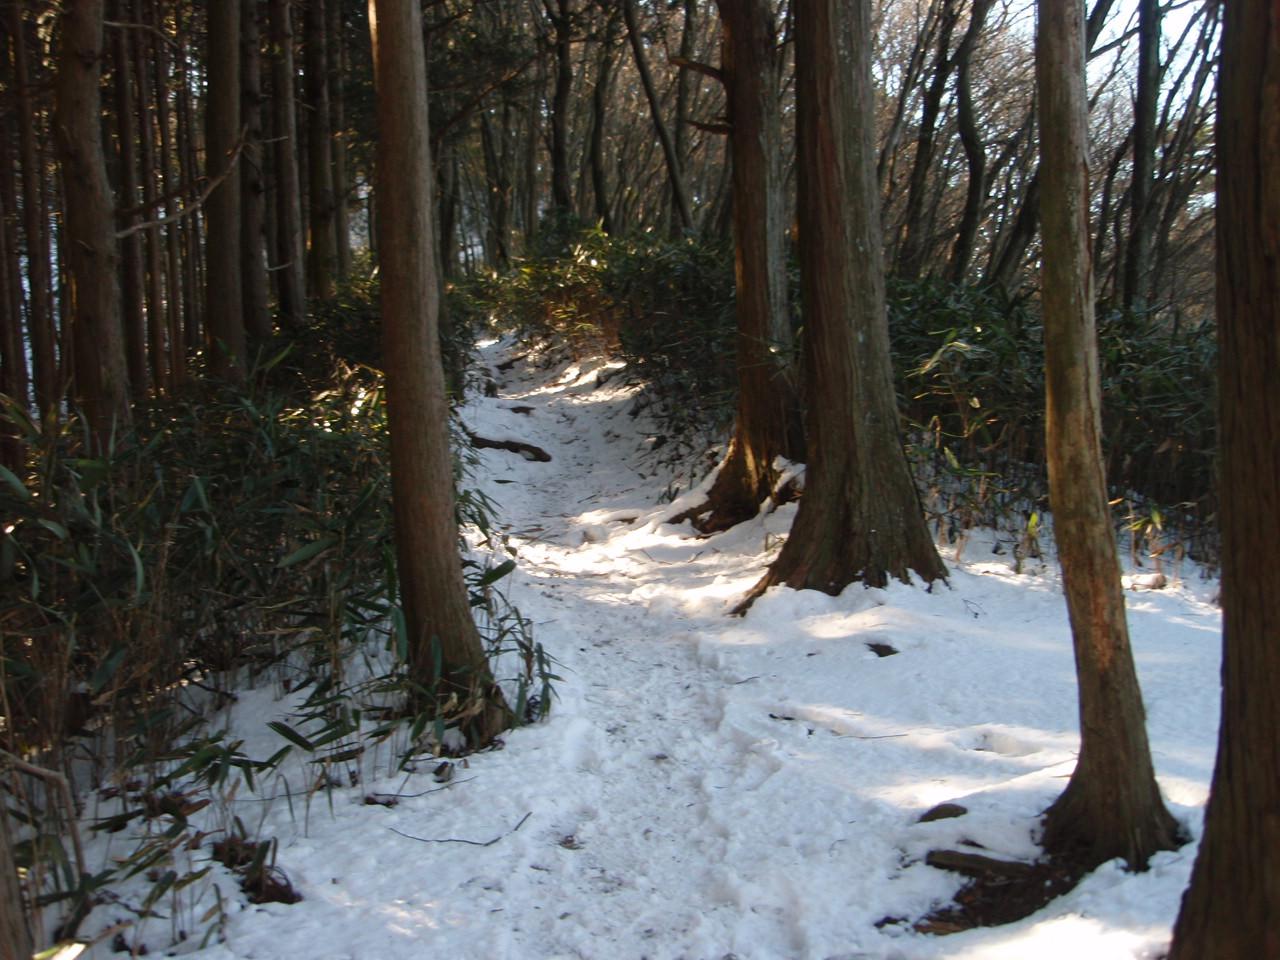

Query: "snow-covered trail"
<box><xmin>462</xmin><ymin>346</ymin><xmax>827</xmax><ymax>956</ymax></box>
<box><xmin>171</xmin><ymin>339</ymin><xmax>1221</xmax><ymax>960</ymax></box>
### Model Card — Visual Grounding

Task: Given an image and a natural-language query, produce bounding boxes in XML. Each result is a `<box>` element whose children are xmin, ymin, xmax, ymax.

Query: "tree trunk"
<box><xmin>112</xmin><ymin>0</ymin><xmax>148</xmax><ymax>396</ymax></box>
<box><xmin>1121</xmin><ymin>0</ymin><xmax>1160</xmax><ymax>314</ymax></box>
<box><xmin>0</xmin><ymin>136</ymin><xmax>29</xmax><ymax>469</ymax></box>
<box><xmin>10</xmin><ymin>4</ymin><xmax>58</xmax><ymax>419</ymax></box>
<box><xmin>327</xmin><ymin>0</ymin><xmax>351</xmax><ymax>280</ymax></box>
<box><xmin>305</xmin><ymin>0</ymin><xmax>337</xmax><ymax>298</ymax></box>
<box><xmin>985</xmin><ymin>0</ymin><xmax>1117</xmax><ymax>293</ymax></box>
<box><xmin>175</xmin><ymin>27</ymin><xmax>202</xmax><ymax>371</ymax></box>
<box><xmin>480</xmin><ymin>108</ymin><xmax>513</xmax><ymax>264</ymax></box>
<box><xmin>692</xmin><ymin>0</ymin><xmax>799</xmax><ymax>532</ymax></box>
<box><xmin>241</xmin><ymin>0</ymin><xmax>272</xmax><ymax>342</ymax></box>
<box><xmin>671</xmin><ymin>0</ymin><xmax>695</xmax><ymax>238</ymax></box>
<box><xmin>54</xmin><ymin>0</ymin><xmax>132</xmax><ymax>440</ymax></box>
<box><xmin>1168</xmin><ymin>2</ymin><xmax>1280</xmax><ymax>955</ymax></box>
<box><xmin>153</xmin><ymin>0</ymin><xmax>186</xmax><ymax>387</ymax></box>
<box><xmin>947</xmin><ymin>0</ymin><xmax>995</xmax><ymax>282</ymax></box>
<box><xmin>739</xmin><ymin>0</ymin><xmax>945</xmax><ymax>609</ymax></box>
<box><xmin>135</xmin><ymin>0</ymin><xmax>168</xmax><ymax>391</ymax></box>
<box><xmin>623</xmin><ymin>0</ymin><xmax>693</xmax><ymax>233</ymax></box>
<box><xmin>547</xmin><ymin>0</ymin><xmax>574</xmax><ymax>218</ymax></box>
<box><xmin>270</xmin><ymin>0</ymin><xmax>307</xmax><ymax>329</ymax></box>
<box><xmin>206</xmin><ymin>0</ymin><xmax>246</xmax><ymax>379</ymax></box>
<box><xmin>368</xmin><ymin>0</ymin><xmax>510</xmax><ymax>744</ymax></box>
<box><xmin>589</xmin><ymin>34</ymin><xmax>616</xmax><ymax>235</ymax></box>
<box><xmin>1035</xmin><ymin>0</ymin><xmax>1180</xmax><ymax>870</ymax></box>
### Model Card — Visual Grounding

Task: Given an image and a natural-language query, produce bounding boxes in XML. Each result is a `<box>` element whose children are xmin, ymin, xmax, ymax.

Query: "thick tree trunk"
<box><xmin>1035</xmin><ymin>0</ymin><xmax>1179</xmax><ymax>870</ymax></box>
<box><xmin>739</xmin><ymin>0</ymin><xmax>945</xmax><ymax>609</ymax></box>
<box><xmin>241</xmin><ymin>0</ymin><xmax>272</xmax><ymax>341</ymax></box>
<box><xmin>1168</xmin><ymin>3</ymin><xmax>1280</xmax><ymax>955</ymax></box>
<box><xmin>305</xmin><ymin>0</ymin><xmax>338</xmax><ymax>298</ymax></box>
<box><xmin>693</xmin><ymin>0</ymin><xmax>799</xmax><ymax>532</ymax></box>
<box><xmin>54</xmin><ymin>0</ymin><xmax>132</xmax><ymax>440</ymax></box>
<box><xmin>10</xmin><ymin>5</ymin><xmax>58</xmax><ymax>419</ymax></box>
<box><xmin>270</xmin><ymin>0</ymin><xmax>308</xmax><ymax>329</ymax></box>
<box><xmin>205</xmin><ymin>0</ymin><xmax>246</xmax><ymax>379</ymax></box>
<box><xmin>368</xmin><ymin>0</ymin><xmax>510</xmax><ymax>744</ymax></box>
<box><xmin>623</xmin><ymin>0</ymin><xmax>693</xmax><ymax>234</ymax></box>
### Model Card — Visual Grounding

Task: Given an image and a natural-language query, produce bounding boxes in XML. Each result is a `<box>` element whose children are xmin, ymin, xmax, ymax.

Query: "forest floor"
<box><xmin>79</xmin><ymin>338</ymin><xmax>1221</xmax><ymax>960</ymax></box>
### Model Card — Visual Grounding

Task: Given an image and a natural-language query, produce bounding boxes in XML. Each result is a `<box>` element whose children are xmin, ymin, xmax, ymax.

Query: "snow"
<box><xmin>75</xmin><ymin>337</ymin><xmax>1221</xmax><ymax>960</ymax></box>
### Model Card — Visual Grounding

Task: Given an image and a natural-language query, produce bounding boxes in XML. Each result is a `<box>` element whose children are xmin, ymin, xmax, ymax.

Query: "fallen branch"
<box><xmin>389</xmin><ymin>811</ymin><xmax>532</xmax><ymax>848</ymax></box>
<box><xmin>465</xmin><ymin>430</ymin><xmax>551</xmax><ymax>462</ymax></box>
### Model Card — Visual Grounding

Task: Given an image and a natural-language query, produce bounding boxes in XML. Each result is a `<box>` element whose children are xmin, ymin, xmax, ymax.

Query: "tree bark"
<box><xmin>206</xmin><ymin>0</ymin><xmax>246</xmax><ymax>379</ymax></box>
<box><xmin>270</xmin><ymin>0</ymin><xmax>307</xmax><ymax>329</ymax></box>
<box><xmin>739</xmin><ymin>0</ymin><xmax>945</xmax><ymax>609</ymax></box>
<box><xmin>622</xmin><ymin>0</ymin><xmax>693</xmax><ymax>233</ymax></box>
<box><xmin>368</xmin><ymin>0</ymin><xmax>511</xmax><ymax>744</ymax></box>
<box><xmin>241</xmin><ymin>0</ymin><xmax>272</xmax><ymax>342</ymax></box>
<box><xmin>305</xmin><ymin>0</ymin><xmax>338</xmax><ymax>298</ymax></box>
<box><xmin>692</xmin><ymin>0</ymin><xmax>799</xmax><ymax>532</ymax></box>
<box><xmin>1168</xmin><ymin>2</ymin><xmax>1280</xmax><ymax>955</ymax></box>
<box><xmin>1035</xmin><ymin>0</ymin><xmax>1179</xmax><ymax>870</ymax></box>
<box><xmin>54</xmin><ymin>0</ymin><xmax>132</xmax><ymax>440</ymax></box>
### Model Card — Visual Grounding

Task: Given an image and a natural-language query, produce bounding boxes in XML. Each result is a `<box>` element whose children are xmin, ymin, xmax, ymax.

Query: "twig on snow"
<box><xmin>388</xmin><ymin>811</ymin><xmax>532</xmax><ymax>847</ymax></box>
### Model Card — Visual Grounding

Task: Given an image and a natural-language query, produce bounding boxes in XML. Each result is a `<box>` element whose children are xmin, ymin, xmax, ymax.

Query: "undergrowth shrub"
<box><xmin>465</xmin><ymin>236</ymin><xmax>1216</xmax><ymax>563</ymax></box>
<box><xmin>889</xmin><ymin>279</ymin><xmax>1217</xmax><ymax>562</ymax></box>
<box><xmin>457</xmin><ymin>228</ymin><xmax>737</xmax><ymax>461</ymax></box>
<box><xmin>0</xmin><ymin>284</ymin><xmax>550</xmax><ymax>950</ymax></box>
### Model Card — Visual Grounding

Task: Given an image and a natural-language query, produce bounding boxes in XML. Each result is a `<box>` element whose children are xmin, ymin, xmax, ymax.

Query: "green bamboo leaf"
<box><xmin>267</xmin><ymin>721</ymin><xmax>315</xmax><ymax>752</ymax></box>
<box><xmin>0</xmin><ymin>463</ymin><xmax>30</xmax><ymax>502</ymax></box>
<box><xmin>277</xmin><ymin>536</ymin><xmax>338</xmax><ymax>568</ymax></box>
<box><xmin>477</xmin><ymin>558</ymin><xmax>517</xmax><ymax>587</ymax></box>
<box><xmin>90</xmin><ymin>647</ymin><xmax>128</xmax><ymax>695</ymax></box>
